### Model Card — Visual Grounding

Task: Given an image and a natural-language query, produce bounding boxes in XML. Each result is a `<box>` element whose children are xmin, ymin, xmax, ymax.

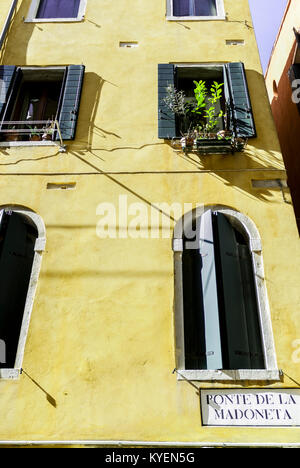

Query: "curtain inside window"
<box><xmin>36</xmin><ymin>0</ymin><xmax>81</xmax><ymax>19</ymax></box>
<box><xmin>173</xmin><ymin>0</ymin><xmax>217</xmax><ymax>16</ymax></box>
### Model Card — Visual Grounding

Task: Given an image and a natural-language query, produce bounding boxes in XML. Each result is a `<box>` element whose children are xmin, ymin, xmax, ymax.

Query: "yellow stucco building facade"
<box><xmin>0</xmin><ymin>0</ymin><xmax>299</xmax><ymax>448</ymax></box>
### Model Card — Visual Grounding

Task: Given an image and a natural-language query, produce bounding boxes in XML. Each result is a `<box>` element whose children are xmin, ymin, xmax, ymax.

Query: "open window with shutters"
<box><xmin>0</xmin><ymin>65</ymin><xmax>85</xmax><ymax>145</ymax></box>
<box><xmin>0</xmin><ymin>208</ymin><xmax>45</xmax><ymax>379</ymax></box>
<box><xmin>158</xmin><ymin>63</ymin><xmax>256</xmax><ymax>154</ymax></box>
<box><xmin>173</xmin><ymin>208</ymin><xmax>279</xmax><ymax>381</ymax></box>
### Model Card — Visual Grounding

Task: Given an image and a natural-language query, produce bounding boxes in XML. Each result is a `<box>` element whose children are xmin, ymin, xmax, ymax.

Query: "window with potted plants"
<box><xmin>158</xmin><ymin>63</ymin><xmax>256</xmax><ymax>154</ymax></box>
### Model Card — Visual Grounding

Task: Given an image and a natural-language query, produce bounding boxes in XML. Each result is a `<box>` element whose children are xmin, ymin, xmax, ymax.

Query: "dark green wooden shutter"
<box><xmin>238</xmin><ymin>245</ymin><xmax>265</xmax><ymax>369</ymax></box>
<box><xmin>57</xmin><ymin>65</ymin><xmax>85</xmax><ymax>140</ymax></box>
<box><xmin>199</xmin><ymin>210</ymin><xmax>223</xmax><ymax>370</ymax></box>
<box><xmin>215</xmin><ymin>212</ymin><xmax>251</xmax><ymax>369</ymax></box>
<box><xmin>225</xmin><ymin>62</ymin><xmax>256</xmax><ymax>138</ymax></box>
<box><xmin>0</xmin><ymin>66</ymin><xmax>17</xmax><ymax>119</ymax></box>
<box><xmin>158</xmin><ymin>64</ymin><xmax>176</xmax><ymax>139</ymax></box>
<box><xmin>223</xmin><ymin>65</ymin><xmax>233</xmax><ymax>132</ymax></box>
<box><xmin>182</xmin><ymin>248</ymin><xmax>207</xmax><ymax>370</ymax></box>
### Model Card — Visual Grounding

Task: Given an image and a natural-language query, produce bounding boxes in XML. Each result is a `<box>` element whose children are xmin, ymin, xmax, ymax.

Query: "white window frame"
<box><xmin>172</xmin><ymin>206</ymin><xmax>280</xmax><ymax>382</ymax></box>
<box><xmin>0</xmin><ymin>207</ymin><xmax>46</xmax><ymax>380</ymax></box>
<box><xmin>25</xmin><ymin>0</ymin><xmax>87</xmax><ymax>23</ymax></box>
<box><xmin>166</xmin><ymin>0</ymin><xmax>226</xmax><ymax>21</ymax></box>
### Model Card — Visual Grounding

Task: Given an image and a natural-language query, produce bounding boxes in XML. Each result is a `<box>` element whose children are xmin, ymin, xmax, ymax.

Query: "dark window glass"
<box><xmin>36</xmin><ymin>0</ymin><xmax>81</xmax><ymax>19</ymax></box>
<box><xmin>173</xmin><ymin>0</ymin><xmax>217</xmax><ymax>17</ymax></box>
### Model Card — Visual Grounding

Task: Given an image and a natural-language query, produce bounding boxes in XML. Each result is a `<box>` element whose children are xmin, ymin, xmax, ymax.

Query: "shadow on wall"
<box><xmin>0</xmin><ymin>1</ymin><xmax>35</xmax><ymax>65</ymax></box>
<box><xmin>75</xmin><ymin>72</ymin><xmax>107</xmax><ymax>148</ymax></box>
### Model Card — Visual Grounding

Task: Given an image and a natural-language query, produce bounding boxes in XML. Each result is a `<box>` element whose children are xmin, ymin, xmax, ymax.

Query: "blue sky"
<box><xmin>248</xmin><ymin>0</ymin><xmax>288</xmax><ymax>73</ymax></box>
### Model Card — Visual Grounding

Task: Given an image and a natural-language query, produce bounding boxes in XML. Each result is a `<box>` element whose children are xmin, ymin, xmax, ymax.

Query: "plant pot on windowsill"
<box><xmin>180</xmin><ymin>136</ymin><xmax>194</xmax><ymax>150</ymax></box>
<box><xmin>4</xmin><ymin>132</ymin><xmax>21</xmax><ymax>142</ymax></box>
<box><xmin>30</xmin><ymin>134</ymin><xmax>42</xmax><ymax>142</ymax></box>
<box><xmin>42</xmin><ymin>132</ymin><xmax>54</xmax><ymax>141</ymax></box>
<box><xmin>3</xmin><ymin>125</ymin><xmax>22</xmax><ymax>142</ymax></box>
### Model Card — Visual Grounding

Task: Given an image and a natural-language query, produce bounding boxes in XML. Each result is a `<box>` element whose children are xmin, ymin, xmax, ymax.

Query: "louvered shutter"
<box><xmin>182</xmin><ymin>248</ymin><xmax>207</xmax><ymax>369</ymax></box>
<box><xmin>57</xmin><ymin>65</ymin><xmax>85</xmax><ymax>140</ymax></box>
<box><xmin>215</xmin><ymin>212</ymin><xmax>251</xmax><ymax>369</ymax></box>
<box><xmin>158</xmin><ymin>64</ymin><xmax>176</xmax><ymax>139</ymax></box>
<box><xmin>223</xmin><ymin>64</ymin><xmax>233</xmax><ymax>132</ymax></box>
<box><xmin>225</xmin><ymin>62</ymin><xmax>256</xmax><ymax>138</ymax></box>
<box><xmin>0</xmin><ymin>66</ymin><xmax>17</xmax><ymax>119</ymax></box>
<box><xmin>238</xmin><ymin>245</ymin><xmax>265</xmax><ymax>369</ymax></box>
<box><xmin>199</xmin><ymin>210</ymin><xmax>223</xmax><ymax>370</ymax></box>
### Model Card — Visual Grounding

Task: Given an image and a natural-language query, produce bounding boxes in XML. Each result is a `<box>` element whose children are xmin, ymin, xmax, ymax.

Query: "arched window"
<box><xmin>0</xmin><ymin>207</ymin><xmax>45</xmax><ymax>379</ymax></box>
<box><xmin>173</xmin><ymin>207</ymin><xmax>279</xmax><ymax>381</ymax></box>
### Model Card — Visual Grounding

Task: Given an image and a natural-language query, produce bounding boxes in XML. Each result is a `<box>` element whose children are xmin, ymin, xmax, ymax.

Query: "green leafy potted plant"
<box><xmin>192</xmin><ymin>80</ymin><xmax>225</xmax><ymax>140</ymax></box>
<box><xmin>162</xmin><ymin>79</ymin><xmax>233</xmax><ymax>152</ymax></box>
<box><xmin>28</xmin><ymin>126</ymin><xmax>41</xmax><ymax>141</ymax></box>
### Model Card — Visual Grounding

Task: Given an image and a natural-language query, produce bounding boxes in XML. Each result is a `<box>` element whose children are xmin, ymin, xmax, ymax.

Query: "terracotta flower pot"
<box><xmin>30</xmin><ymin>134</ymin><xmax>41</xmax><ymax>141</ymax></box>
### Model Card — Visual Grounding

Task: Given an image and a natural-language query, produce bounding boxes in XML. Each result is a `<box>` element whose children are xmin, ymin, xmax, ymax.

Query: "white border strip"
<box><xmin>0</xmin><ymin>440</ymin><xmax>299</xmax><ymax>447</ymax></box>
